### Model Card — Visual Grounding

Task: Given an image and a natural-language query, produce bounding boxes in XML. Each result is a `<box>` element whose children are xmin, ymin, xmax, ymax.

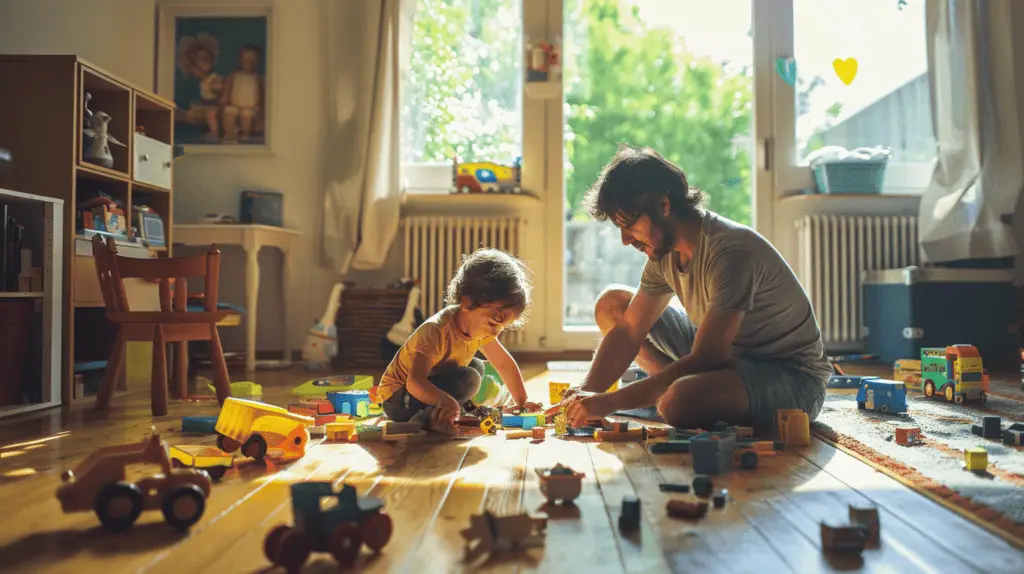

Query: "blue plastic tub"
<box><xmin>813</xmin><ymin>160</ymin><xmax>888</xmax><ymax>194</ymax></box>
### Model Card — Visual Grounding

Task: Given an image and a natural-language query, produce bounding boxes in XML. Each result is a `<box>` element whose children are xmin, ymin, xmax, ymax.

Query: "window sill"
<box><xmin>402</xmin><ymin>192</ymin><xmax>540</xmax><ymax>207</ymax></box>
<box><xmin>778</xmin><ymin>192</ymin><xmax>922</xmax><ymax>203</ymax></box>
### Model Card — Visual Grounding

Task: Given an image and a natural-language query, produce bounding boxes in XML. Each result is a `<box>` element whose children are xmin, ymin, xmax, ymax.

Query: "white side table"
<box><xmin>173</xmin><ymin>224</ymin><xmax>302</xmax><ymax>373</ymax></box>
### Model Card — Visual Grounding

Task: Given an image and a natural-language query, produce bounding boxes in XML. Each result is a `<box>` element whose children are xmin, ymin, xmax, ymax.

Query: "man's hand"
<box><xmin>561</xmin><ymin>391</ymin><xmax>616</xmax><ymax>428</ymax></box>
<box><xmin>516</xmin><ymin>400</ymin><xmax>544</xmax><ymax>413</ymax></box>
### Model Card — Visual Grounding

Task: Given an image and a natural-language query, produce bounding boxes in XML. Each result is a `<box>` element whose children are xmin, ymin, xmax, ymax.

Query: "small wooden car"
<box><xmin>460</xmin><ymin>510</ymin><xmax>547</xmax><ymax>560</ymax></box>
<box><xmin>536</xmin><ymin>463</ymin><xmax>585</xmax><ymax>505</ymax></box>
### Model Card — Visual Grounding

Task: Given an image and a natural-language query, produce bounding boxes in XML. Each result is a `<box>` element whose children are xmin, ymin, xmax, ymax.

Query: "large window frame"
<box><xmin>765</xmin><ymin>0</ymin><xmax>936</xmax><ymax>197</ymax></box>
<box><xmin>400</xmin><ymin>0</ymin><xmax>933</xmax><ymax>351</ymax></box>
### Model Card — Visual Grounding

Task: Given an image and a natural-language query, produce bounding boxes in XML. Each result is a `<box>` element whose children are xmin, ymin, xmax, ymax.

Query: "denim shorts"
<box><xmin>648</xmin><ymin>305</ymin><xmax>828</xmax><ymax>426</ymax></box>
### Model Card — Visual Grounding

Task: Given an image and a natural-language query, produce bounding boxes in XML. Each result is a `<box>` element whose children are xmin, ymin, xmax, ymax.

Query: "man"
<box><xmin>557</xmin><ymin>146</ymin><xmax>831</xmax><ymax>429</ymax></box>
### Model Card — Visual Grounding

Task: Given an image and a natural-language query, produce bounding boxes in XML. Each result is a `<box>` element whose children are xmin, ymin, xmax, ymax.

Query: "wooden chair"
<box><xmin>91</xmin><ymin>235</ymin><xmax>233</xmax><ymax>415</ymax></box>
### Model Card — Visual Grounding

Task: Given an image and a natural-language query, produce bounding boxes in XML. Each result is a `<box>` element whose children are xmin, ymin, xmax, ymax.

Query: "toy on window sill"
<box><xmin>264</xmin><ymin>482</ymin><xmax>393</xmax><ymax>570</ymax></box>
<box><xmin>524</xmin><ymin>36</ymin><xmax>561</xmax><ymax>82</ymax></box>
<box><xmin>451</xmin><ymin>157</ymin><xmax>524</xmax><ymax>194</ymax></box>
<box><xmin>56</xmin><ymin>433</ymin><xmax>212</xmax><ymax>532</ymax></box>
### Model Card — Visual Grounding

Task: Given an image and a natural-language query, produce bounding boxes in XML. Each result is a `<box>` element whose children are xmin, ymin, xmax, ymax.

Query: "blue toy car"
<box><xmin>855</xmin><ymin>378</ymin><xmax>908</xmax><ymax>415</ymax></box>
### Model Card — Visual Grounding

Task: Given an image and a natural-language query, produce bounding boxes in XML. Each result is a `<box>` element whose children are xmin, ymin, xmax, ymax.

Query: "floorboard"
<box><xmin>0</xmin><ymin>366</ymin><xmax>1022</xmax><ymax>574</ymax></box>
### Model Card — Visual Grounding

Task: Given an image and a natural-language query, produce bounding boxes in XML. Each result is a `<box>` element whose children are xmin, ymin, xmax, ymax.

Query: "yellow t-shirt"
<box><xmin>377</xmin><ymin>306</ymin><xmax>494</xmax><ymax>402</ymax></box>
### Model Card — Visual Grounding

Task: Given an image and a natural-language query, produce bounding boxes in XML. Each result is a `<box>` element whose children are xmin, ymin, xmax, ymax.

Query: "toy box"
<box><xmin>861</xmin><ymin>267</ymin><xmax>1015</xmax><ymax>371</ymax></box>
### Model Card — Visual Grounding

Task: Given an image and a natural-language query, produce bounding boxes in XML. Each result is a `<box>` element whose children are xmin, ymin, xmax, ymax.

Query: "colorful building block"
<box><xmin>325</xmin><ymin>421</ymin><xmax>358</xmax><ymax>442</ymax></box>
<box><xmin>326</xmin><ymin>390</ymin><xmax>371</xmax><ymax>418</ymax></box>
<box><xmin>649</xmin><ymin>440</ymin><xmax>691</xmax><ymax>454</ymax></box>
<box><xmin>690</xmin><ymin>432</ymin><xmax>737</xmax><ymax>475</ymax></box>
<box><xmin>848</xmin><ymin>505</ymin><xmax>880</xmax><ymax>544</ymax></box>
<box><xmin>692</xmin><ymin>475</ymin><xmax>713</xmax><ymax>497</ymax></box>
<box><xmin>895</xmin><ymin>426</ymin><xmax>923</xmax><ymax>446</ymax></box>
<box><xmin>181</xmin><ymin>416</ymin><xmax>218</xmax><ymax>434</ymax></box>
<box><xmin>288</xmin><ymin>403</ymin><xmax>319</xmax><ymax>418</ymax></box>
<box><xmin>712</xmin><ymin>489</ymin><xmax>728</xmax><ymax>508</ymax></box>
<box><xmin>554</xmin><ymin>413</ymin><xmax>568</xmax><ymax>435</ymax></box>
<box><xmin>964</xmin><ymin>447</ymin><xmax>988</xmax><ymax>472</ymax></box>
<box><xmin>776</xmin><ymin>409</ymin><xmax>810</xmax><ymax>447</ymax></box>
<box><xmin>505</xmin><ymin>430</ymin><xmax>534</xmax><ymax>440</ymax></box>
<box><xmin>355</xmin><ymin>424</ymin><xmax>383</xmax><ymax>442</ymax></box>
<box><xmin>1003</xmin><ymin>423</ymin><xmax>1024</xmax><ymax>446</ymax></box>
<box><xmin>292</xmin><ymin>375</ymin><xmax>374</xmax><ymax>398</ymax></box>
<box><xmin>971</xmin><ymin>416</ymin><xmax>1002</xmax><ymax>439</ymax></box>
<box><xmin>619</xmin><ymin>495</ymin><xmax>641</xmax><ymax>532</ymax></box>
<box><xmin>666</xmin><ymin>499</ymin><xmax>708</xmax><ymax>519</ymax></box>
<box><xmin>503</xmin><ymin>413</ymin><xmax>545</xmax><ymax>429</ymax></box>
<box><xmin>207</xmin><ymin>381</ymin><xmax>262</xmax><ymax>397</ymax></box>
<box><xmin>549</xmin><ymin>381</ymin><xmax>571</xmax><ymax>405</ymax></box>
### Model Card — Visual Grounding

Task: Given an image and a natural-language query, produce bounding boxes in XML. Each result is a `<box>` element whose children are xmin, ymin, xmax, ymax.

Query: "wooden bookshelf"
<box><xmin>0</xmin><ymin>188</ymin><xmax>63</xmax><ymax>419</ymax></box>
<box><xmin>0</xmin><ymin>55</ymin><xmax>175</xmax><ymax>407</ymax></box>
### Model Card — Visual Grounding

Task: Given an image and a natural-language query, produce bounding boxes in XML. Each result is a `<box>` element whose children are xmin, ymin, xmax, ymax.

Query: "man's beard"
<box><xmin>648</xmin><ymin>214</ymin><xmax>676</xmax><ymax>261</ymax></box>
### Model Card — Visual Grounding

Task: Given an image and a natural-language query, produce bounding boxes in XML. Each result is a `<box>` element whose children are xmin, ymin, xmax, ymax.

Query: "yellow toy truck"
<box><xmin>215</xmin><ymin>397</ymin><xmax>315</xmax><ymax>461</ymax></box>
<box><xmin>169</xmin><ymin>445</ymin><xmax>236</xmax><ymax>481</ymax></box>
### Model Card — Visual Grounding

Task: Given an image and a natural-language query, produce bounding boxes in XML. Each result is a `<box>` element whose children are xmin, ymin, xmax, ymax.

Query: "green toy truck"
<box><xmin>264</xmin><ymin>482</ymin><xmax>393</xmax><ymax>569</ymax></box>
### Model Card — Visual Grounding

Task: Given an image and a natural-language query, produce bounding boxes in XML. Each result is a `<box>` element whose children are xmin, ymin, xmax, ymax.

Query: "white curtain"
<box><xmin>320</xmin><ymin>0</ymin><xmax>414</xmax><ymax>273</ymax></box>
<box><xmin>918</xmin><ymin>0</ymin><xmax>1020</xmax><ymax>263</ymax></box>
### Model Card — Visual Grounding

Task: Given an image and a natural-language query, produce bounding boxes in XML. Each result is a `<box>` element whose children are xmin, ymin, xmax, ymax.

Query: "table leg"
<box><xmin>243</xmin><ymin>241</ymin><xmax>260</xmax><ymax>373</ymax></box>
<box><xmin>281</xmin><ymin>246</ymin><xmax>291</xmax><ymax>362</ymax></box>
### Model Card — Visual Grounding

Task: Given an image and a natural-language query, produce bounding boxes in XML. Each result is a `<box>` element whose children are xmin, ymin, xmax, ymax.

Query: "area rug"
<box><xmin>813</xmin><ymin>386</ymin><xmax>1024</xmax><ymax>546</ymax></box>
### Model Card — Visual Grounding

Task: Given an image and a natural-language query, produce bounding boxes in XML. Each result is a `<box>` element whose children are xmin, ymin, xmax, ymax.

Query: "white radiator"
<box><xmin>403</xmin><ymin>216</ymin><xmax>527</xmax><ymax>348</ymax></box>
<box><xmin>795</xmin><ymin>214</ymin><xmax>919</xmax><ymax>348</ymax></box>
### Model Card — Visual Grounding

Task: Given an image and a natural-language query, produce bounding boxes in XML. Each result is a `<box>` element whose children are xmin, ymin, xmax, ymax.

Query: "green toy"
<box><xmin>292</xmin><ymin>375</ymin><xmax>374</xmax><ymax>398</ymax></box>
<box><xmin>472</xmin><ymin>362</ymin><xmax>510</xmax><ymax>406</ymax></box>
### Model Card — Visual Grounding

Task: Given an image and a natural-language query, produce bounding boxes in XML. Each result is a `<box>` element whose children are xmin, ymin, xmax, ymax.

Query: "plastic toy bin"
<box><xmin>813</xmin><ymin>160</ymin><xmax>887</xmax><ymax>194</ymax></box>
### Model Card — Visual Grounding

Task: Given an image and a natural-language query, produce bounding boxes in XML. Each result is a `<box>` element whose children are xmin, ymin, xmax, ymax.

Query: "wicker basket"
<box><xmin>332</xmin><ymin>287</ymin><xmax>414</xmax><ymax>373</ymax></box>
<box><xmin>0</xmin><ymin>298</ymin><xmax>33</xmax><ymax>406</ymax></box>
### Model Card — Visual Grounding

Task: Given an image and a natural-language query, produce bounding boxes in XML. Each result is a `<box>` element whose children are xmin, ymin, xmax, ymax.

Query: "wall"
<box><xmin>0</xmin><ymin>0</ymin><xmax>155</xmax><ymax>87</ymax></box>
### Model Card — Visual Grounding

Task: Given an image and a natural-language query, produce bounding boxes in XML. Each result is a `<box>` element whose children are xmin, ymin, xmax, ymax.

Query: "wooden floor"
<box><xmin>1</xmin><ymin>366</ymin><xmax>1022</xmax><ymax>574</ymax></box>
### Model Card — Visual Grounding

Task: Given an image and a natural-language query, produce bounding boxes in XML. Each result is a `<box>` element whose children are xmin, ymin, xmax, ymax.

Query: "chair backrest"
<box><xmin>91</xmin><ymin>235</ymin><xmax>221</xmax><ymax>313</ymax></box>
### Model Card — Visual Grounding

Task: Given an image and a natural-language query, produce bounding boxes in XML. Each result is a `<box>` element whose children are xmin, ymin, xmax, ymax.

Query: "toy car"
<box><xmin>264</xmin><ymin>482</ymin><xmax>393</xmax><ymax>569</ymax></box>
<box><xmin>56</xmin><ymin>434</ymin><xmax>212</xmax><ymax>531</ymax></box>
<box><xmin>169</xmin><ymin>445</ymin><xmax>235</xmax><ymax>481</ymax></box>
<box><xmin>536</xmin><ymin>463</ymin><xmax>585</xmax><ymax>504</ymax></box>
<box><xmin>214</xmin><ymin>397</ymin><xmax>314</xmax><ymax>460</ymax></box>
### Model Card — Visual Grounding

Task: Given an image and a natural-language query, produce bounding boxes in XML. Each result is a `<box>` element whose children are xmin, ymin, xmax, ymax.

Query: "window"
<box><xmin>400</xmin><ymin>0</ymin><xmax>524</xmax><ymax>192</ymax></box>
<box><xmin>777</xmin><ymin>0</ymin><xmax>935</xmax><ymax>192</ymax></box>
<box><xmin>562</xmin><ymin>0</ymin><xmax>754</xmax><ymax>328</ymax></box>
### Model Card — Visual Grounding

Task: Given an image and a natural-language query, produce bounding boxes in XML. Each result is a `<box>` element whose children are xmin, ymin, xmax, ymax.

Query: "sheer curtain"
<box><xmin>319</xmin><ymin>0</ymin><xmax>415</xmax><ymax>273</ymax></box>
<box><xmin>918</xmin><ymin>0</ymin><xmax>1020</xmax><ymax>264</ymax></box>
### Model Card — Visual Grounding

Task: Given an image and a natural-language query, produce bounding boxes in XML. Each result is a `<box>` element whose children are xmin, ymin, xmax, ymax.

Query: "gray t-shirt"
<box><xmin>639</xmin><ymin>211</ymin><xmax>831</xmax><ymax>380</ymax></box>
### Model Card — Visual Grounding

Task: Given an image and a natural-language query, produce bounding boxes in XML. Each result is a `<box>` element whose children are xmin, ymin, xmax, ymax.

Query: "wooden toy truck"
<box><xmin>460</xmin><ymin>510</ymin><xmax>547</xmax><ymax>560</ymax></box>
<box><xmin>264</xmin><ymin>482</ymin><xmax>392</xmax><ymax>570</ymax></box>
<box><xmin>56</xmin><ymin>434</ymin><xmax>212</xmax><ymax>532</ymax></box>
<box><xmin>215</xmin><ymin>397</ymin><xmax>315</xmax><ymax>460</ymax></box>
<box><xmin>536</xmin><ymin>464</ymin><xmax>585</xmax><ymax>504</ymax></box>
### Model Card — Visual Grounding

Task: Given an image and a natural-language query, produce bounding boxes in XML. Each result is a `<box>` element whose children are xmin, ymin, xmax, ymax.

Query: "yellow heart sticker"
<box><xmin>833</xmin><ymin>58</ymin><xmax>858</xmax><ymax>85</ymax></box>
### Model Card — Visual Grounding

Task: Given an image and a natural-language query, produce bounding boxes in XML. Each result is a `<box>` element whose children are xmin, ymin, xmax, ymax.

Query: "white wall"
<box><xmin>0</xmin><ymin>0</ymin><xmax>156</xmax><ymax>87</ymax></box>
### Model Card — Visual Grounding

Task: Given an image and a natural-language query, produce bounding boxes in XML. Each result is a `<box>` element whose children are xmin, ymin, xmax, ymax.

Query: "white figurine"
<box><xmin>83</xmin><ymin>110</ymin><xmax>125</xmax><ymax>169</ymax></box>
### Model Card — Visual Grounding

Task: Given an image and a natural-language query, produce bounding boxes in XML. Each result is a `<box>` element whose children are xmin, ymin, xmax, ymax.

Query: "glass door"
<box><xmin>561</xmin><ymin>0</ymin><xmax>755</xmax><ymax>331</ymax></box>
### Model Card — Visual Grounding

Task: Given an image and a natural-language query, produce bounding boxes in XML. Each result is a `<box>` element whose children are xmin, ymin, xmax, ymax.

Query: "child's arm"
<box><xmin>480</xmin><ymin>338</ymin><xmax>538</xmax><ymax>410</ymax></box>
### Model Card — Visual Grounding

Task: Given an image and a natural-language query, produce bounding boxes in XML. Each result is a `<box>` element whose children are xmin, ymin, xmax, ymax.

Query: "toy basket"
<box><xmin>0</xmin><ymin>299</ymin><xmax>33</xmax><ymax>406</ymax></box>
<box><xmin>813</xmin><ymin>160</ymin><xmax>888</xmax><ymax>194</ymax></box>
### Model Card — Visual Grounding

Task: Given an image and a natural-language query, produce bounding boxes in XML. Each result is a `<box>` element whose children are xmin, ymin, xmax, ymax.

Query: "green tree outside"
<box><xmin>401</xmin><ymin>0</ymin><xmax>753</xmax><ymax>225</ymax></box>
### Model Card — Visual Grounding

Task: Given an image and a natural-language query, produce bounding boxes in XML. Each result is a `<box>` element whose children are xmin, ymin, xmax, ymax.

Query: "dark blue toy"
<box><xmin>855</xmin><ymin>378</ymin><xmax>908</xmax><ymax>415</ymax></box>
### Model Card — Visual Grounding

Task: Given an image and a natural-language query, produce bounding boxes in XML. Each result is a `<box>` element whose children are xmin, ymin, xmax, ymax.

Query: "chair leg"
<box><xmin>208</xmin><ymin>325</ymin><xmax>232</xmax><ymax>405</ymax></box>
<box><xmin>152</xmin><ymin>327</ymin><xmax>169</xmax><ymax>416</ymax></box>
<box><xmin>96</xmin><ymin>331</ymin><xmax>126</xmax><ymax>410</ymax></box>
<box><xmin>174</xmin><ymin>341</ymin><xmax>189</xmax><ymax>400</ymax></box>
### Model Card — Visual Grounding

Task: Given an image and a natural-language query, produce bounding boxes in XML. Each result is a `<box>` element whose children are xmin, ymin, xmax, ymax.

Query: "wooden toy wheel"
<box><xmin>360</xmin><ymin>512</ymin><xmax>393</xmax><ymax>551</ymax></box>
<box><xmin>205</xmin><ymin>466</ymin><xmax>228</xmax><ymax>481</ymax></box>
<box><xmin>265</xmin><ymin>525</ymin><xmax>311</xmax><ymax>571</ymax></box>
<box><xmin>328</xmin><ymin>523</ymin><xmax>363</xmax><ymax>568</ymax></box>
<box><xmin>944</xmin><ymin>385</ymin><xmax>954</xmax><ymax>403</ymax></box>
<box><xmin>242</xmin><ymin>435</ymin><xmax>268</xmax><ymax>460</ymax></box>
<box><xmin>161</xmin><ymin>484</ymin><xmax>206</xmax><ymax>530</ymax></box>
<box><xmin>94</xmin><ymin>482</ymin><xmax>143</xmax><ymax>532</ymax></box>
<box><xmin>923</xmin><ymin>382</ymin><xmax>935</xmax><ymax>397</ymax></box>
<box><xmin>954</xmin><ymin>395</ymin><xmax>964</xmax><ymax>405</ymax></box>
<box><xmin>216</xmin><ymin>434</ymin><xmax>241</xmax><ymax>453</ymax></box>
<box><xmin>880</xmin><ymin>405</ymin><xmax>889</xmax><ymax>413</ymax></box>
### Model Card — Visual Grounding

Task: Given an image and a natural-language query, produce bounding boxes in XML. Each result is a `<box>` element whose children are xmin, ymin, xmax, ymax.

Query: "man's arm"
<box><xmin>596</xmin><ymin>308</ymin><xmax>745</xmax><ymax>412</ymax></box>
<box><xmin>579</xmin><ymin>289</ymin><xmax>672</xmax><ymax>393</ymax></box>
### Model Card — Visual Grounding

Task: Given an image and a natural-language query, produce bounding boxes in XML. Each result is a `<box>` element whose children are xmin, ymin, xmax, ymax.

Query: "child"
<box><xmin>378</xmin><ymin>249</ymin><xmax>541</xmax><ymax>434</ymax></box>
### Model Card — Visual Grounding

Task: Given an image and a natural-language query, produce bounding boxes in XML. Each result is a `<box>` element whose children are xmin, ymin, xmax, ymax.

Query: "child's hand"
<box><xmin>516</xmin><ymin>400</ymin><xmax>543</xmax><ymax>413</ymax></box>
<box><xmin>433</xmin><ymin>394</ymin><xmax>461</xmax><ymax>424</ymax></box>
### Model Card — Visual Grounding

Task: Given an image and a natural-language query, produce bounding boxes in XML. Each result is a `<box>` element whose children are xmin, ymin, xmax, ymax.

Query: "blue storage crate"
<box><xmin>813</xmin><ymin>160</ymin><xmax>887</xmax><ymax>194</ymax></box>
<box><xmin>861</xmin><ymin>267</ymin><xmax>1016</xmax><ymax>371</ymax></box>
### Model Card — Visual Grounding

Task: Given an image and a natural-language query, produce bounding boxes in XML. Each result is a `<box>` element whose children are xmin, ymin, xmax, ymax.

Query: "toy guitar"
<box><xmin>302</xmin><ymin>282</ymin><xmax>345</xmax><ymax>371</ymax></box>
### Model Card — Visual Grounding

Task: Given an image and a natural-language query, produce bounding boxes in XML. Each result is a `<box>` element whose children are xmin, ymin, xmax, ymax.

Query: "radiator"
<box><xmin>403</xmin><ymin>216</ymin><xmax>527</xmax><ymax>347</ymax></box>
<box><xmin>795</xmin><ymin>214</ymin><xmax>919</xmax><ymax>348</ymax></box>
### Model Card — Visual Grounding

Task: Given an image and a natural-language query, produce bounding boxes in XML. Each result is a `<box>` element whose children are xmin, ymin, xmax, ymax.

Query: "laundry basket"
<box><xmin>0</xmin><ymin>299</ymin><xmax>33</xmax><ymax>406</ymax></box>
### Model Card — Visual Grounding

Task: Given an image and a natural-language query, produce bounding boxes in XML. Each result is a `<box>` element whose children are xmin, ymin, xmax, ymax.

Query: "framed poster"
<box><xmin>157</xmin><ymin>3</ymin><xmax>273</xmax><ymax>154</ymax></box>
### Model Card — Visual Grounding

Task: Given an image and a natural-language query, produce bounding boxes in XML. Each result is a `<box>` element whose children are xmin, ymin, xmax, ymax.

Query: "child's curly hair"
<box><xmin>444</xmin><ymin>248</ymin><xmax>532</xmax><ymax>329</ymax></box>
